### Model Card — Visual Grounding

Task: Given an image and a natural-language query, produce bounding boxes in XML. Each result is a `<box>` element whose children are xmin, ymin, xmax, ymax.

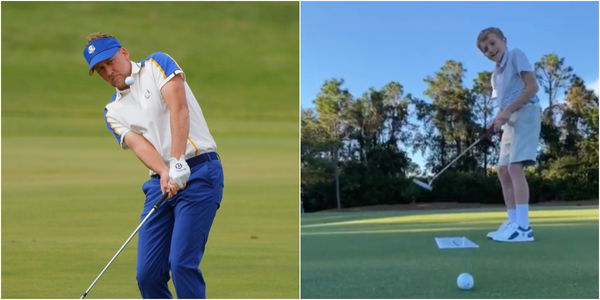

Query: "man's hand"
<box><xmin>168</xmin><ymin>156</ymin><xmax>190</xmax><ymax>189</ymax></box>
<box><xmin>124</xmin><ymin>131</ymin><xmax>182</xmax><ymax>199</ymax></box>
<box><xmin>159</xmin><ymin>170</ymin><xmax>179</xmax><ymax>199</ymax></box>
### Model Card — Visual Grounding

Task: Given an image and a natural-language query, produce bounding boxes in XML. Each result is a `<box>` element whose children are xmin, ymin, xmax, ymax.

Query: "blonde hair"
<box><xmin>476</xmin><ymin>27</ymin><xmax>506</xmax><ymax>50</ymax></box>
<box><xmin>86</xmin><ymin>32</ymin><xmax>115</xmax><ymax>44</ymax></box>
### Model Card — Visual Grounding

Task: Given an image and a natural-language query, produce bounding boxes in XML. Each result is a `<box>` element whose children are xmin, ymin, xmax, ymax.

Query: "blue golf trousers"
<box><xmin>136</xmin><ymin>156</ymin><xmax>224</xmax><ymax>299</ymax></box>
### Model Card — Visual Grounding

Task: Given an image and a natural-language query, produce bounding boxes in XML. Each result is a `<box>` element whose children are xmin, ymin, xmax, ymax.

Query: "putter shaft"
<box><xmin>430</xmin><ymin>138</ymin><xmax>483</xmax><ymax>183</ymax></box>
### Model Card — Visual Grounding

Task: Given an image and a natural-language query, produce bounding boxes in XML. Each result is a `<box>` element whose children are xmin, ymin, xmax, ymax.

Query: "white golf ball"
<box><xmin>457</xmin><ymin>272</ymin><xmax>474</xmax><ymax>290</ymax></box>
<box><xmin>124</xmin><ymin>76</ymin><xmax>135</xmax><ymax>86</ymax></box>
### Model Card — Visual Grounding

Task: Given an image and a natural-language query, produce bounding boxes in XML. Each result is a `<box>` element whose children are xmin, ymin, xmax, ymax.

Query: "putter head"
<box><xmin>412</xmin><ymin>179</ymin><xmax>433</xmax><ymax>191</ymax></box>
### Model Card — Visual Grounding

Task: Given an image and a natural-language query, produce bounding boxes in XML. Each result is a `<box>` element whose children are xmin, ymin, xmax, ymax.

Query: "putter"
<box><xmin>413</xmin><ymin>127</ymin><xmax>495</xmax><ymax>191</ymax></box>
<box><xmin>80</xmin><ymin>193</ymin><xmax>169</xmax><ymax>299</ymax></box>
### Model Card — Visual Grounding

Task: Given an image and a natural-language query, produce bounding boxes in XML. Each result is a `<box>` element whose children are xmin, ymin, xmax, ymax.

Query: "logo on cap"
<box><xmin>88</xmin><ymin>45</ymin><xmax>96</xmax><ymax>54</ymax></box>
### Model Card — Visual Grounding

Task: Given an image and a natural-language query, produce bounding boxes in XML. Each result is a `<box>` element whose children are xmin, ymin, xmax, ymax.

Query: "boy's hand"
<box><xmin>492</xmin><ymin>109</ymin><xmax>511</xmax><ymax>131</ymax></box>
<box><xmin>481</xmin><ymin>124</ymin><xmax>496</xmax><ymax>139</ymax></box>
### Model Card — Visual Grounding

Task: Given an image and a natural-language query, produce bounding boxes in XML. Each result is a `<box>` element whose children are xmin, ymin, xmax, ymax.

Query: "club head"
<box><xmin>412</xmin><ymin>179</ymin><xmax>433</xmax><ymax>191</ymax></box>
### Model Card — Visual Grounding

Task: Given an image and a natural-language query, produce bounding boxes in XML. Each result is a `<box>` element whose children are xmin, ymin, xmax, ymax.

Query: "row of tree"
<box><xmin>301</xmin><ymin>53</ymin><xmax>598</xmax><ymax>212</ymax></box>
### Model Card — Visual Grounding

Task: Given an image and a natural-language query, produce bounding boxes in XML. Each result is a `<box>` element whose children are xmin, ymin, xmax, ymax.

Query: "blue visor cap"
<box><xmin>83</xmin><ymin>37</ymin><xmax>121</xmax><ymax>75</ymax></box>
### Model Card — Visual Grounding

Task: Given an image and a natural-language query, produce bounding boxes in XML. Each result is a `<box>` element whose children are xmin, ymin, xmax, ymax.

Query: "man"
<box><xmin>83</xmin><ymin>33</ymin><xmax>224</xmax><ymax>298</ymax></box>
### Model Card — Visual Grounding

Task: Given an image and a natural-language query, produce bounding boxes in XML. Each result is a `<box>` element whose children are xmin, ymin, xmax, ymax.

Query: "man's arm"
<box><xmin>124</xmin><ymin>131</ymin><xmax>177</xmax><ymax>197</ymax></box>
<box><xmin>161</xmin><ymin>74</ymin><xmax>191</xmax><ymax>188</ymax></box>
<box><xmin>161</xmin><ymin>74</ymin><xmax>189</xmax><ymax>160</ymax></box>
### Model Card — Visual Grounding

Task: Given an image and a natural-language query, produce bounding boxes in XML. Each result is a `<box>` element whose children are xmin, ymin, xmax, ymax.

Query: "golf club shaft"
<box><xmin>81</xmin><ymin>193</ymin><xmax>168</xmax><ymax>299</ymax></box>
<box><xmin>430</xmin><ymin>138</ymin><xmax>482</xmax><ymax>183</ymax></box>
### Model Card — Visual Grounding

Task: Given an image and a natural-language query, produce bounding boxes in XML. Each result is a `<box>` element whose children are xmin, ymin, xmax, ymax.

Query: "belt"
<box><xmin>151</xmin><ymin>152</ymin><xmax>219</xmax><ymax>178</ymax></box>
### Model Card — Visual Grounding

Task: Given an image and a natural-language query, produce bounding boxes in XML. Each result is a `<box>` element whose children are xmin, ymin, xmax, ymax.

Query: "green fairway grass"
<box><xmin>301</xmin><ymin>206</ymin><xmax>598</xmax><ymax>298</ymax></box>
<box><xmin>2</xmin><ymin>2</ymin><xmax>298</xmax><ymax>298</ymax></box>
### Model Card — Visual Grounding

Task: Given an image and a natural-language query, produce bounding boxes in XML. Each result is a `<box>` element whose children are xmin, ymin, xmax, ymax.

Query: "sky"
<box><xmin>301</xmin><ymin>1</ymin><xmax>599</xmax><ymax>108</ymax></box>
<box><xmin>301</xmin><ymin>1</ymin><xmax>599</xmax><ymax>170</ymax></box>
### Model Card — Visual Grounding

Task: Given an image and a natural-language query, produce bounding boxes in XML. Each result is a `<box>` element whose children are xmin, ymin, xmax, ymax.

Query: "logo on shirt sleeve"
<box><xmin>144</xmin><ymin>90</ymin><xmax>152</xmax><ymax>99</ymax></box>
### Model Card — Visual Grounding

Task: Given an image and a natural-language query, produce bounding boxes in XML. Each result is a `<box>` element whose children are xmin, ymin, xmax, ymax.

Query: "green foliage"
<box><xmin>303</xmin><ymin>54</ymin><xmax>598</xmax><ymax>211</ymax></box>
<box><xmin>529</xmin><ymin>172</ymin><xmax>598</xmax><ymax>202</ymax></box>
<box><xmin>420</xmin><ymin>171</ymin><xmax>503</xmax><ymax>203</ymax></box>
<box><xmin>419</xmin><ymin>61</ymin><xmax>482</xmax><ymax>172</ymax></box>
<box><xmin>301</xmin><ymin>80</ymin><xmax>415</xmax><ymax>211</ymax></box>
<box><xmin>471</xmin><ymin>71</ymin><xmax>497</xmax><ymax>170</ymax></box>
<box><xmin>535</xmin><ymin>53</ymin><xmax>575</xmax><ymax>164</ymax></box>
<box><xmin>535</xmin><ymin>53</ymin><xmax>574</xmax><ymax>112</ymax></box>
<box><xmin>537</xmin><ymin>75</ymin><xmax>599</xmax><ymax>198</ymax></box>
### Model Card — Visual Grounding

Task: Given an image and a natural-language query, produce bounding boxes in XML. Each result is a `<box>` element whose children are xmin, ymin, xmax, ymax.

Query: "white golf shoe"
<box><xmin>486</xmin><ymin>221</ymin><xmax>510</xmax><ymax>240</ymax></box>
<box><xmin>492</xmin><ymin>222</ymin><xmax>535</xmax><ymax>242</ymax></box>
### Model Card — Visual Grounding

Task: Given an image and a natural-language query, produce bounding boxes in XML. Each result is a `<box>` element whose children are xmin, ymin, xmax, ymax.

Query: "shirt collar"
<box><xmin>115</xmin><ymin>61</ymin><xmax>140</xmax><ymax>97</ymax></box>
<box><xmin>130</xmin><ymin>60</ymin><xmax>141</xmax><ymax>75</ymax></box>
<box><xmin>496</xmin><ymin>48</ymin><xmax>509</xmax><ymax>70</ymax></box>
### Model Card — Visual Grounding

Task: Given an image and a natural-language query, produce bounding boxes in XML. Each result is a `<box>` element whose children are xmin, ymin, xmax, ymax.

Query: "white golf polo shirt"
<box><xmin>491</xmin><ymin>48</ymin><xmax>540</xmax><ymax>110</ymax></box>
<box><xmin>104</xmin><ymin>52</ymin><xmax>217</xmax><ymax>166</ymax></box>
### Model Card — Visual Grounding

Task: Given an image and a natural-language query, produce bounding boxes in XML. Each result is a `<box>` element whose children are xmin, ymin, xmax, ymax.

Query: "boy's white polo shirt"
<box><xmin>104</xmin><ymin>52</ymin><xmax>217</xmax><ymax>165</ymax></box>
<box><xmin>491</xmin><ymin>48</ymin><xmax>540</xmax><ymax>110</ymax></box>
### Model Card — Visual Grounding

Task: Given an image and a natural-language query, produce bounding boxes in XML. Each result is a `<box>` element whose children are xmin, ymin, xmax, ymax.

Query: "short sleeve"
<box><xmin>512</xmin><ymin>48</ymin><xmax>533</xmax><ymax>74</ymax></box>
<box><xmin>104</xmin><ymin>99</ymin><xmax>130</xmax><ymax>149</ymax></box>
<box><xmin>143</xmin><ymin>52</ymin><xmax>185</xmax><ymax>89</ymax></box>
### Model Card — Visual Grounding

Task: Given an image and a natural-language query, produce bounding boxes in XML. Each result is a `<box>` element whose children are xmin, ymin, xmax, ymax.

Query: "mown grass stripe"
<box><xmin>302</xmin><ymin>208</ymin><xmax>598</xmax><ymax>228</ymax></box>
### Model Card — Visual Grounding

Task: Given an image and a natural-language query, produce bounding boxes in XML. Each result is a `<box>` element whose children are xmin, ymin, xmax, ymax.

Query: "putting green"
<box><xmin>302</xmin><ymin>207</ymin><xmax>599</xmax><ymax>298</ymax></box>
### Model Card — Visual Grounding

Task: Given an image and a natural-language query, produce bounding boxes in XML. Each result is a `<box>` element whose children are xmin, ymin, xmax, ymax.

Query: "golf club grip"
<box><xmin>153</xmin><ymin>193</ymin><xmax>169</xmax><ymax>209</ymax></box>
<box><xmin>480</xmin><ymin>125</ymin><xmax>495</xmax><ymax>139</ymax></box>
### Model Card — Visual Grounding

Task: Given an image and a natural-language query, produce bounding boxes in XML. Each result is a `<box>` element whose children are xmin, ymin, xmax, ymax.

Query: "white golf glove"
<box><xmin>168</xmin><ymin>156</ymin><xmax>190</xmax><ymax>189</ymax></box>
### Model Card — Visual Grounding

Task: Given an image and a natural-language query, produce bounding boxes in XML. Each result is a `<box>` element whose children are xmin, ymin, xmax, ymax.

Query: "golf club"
<box><xmin>413</xmin><ymin>126</ymin><xmax>495</xmax><ymax>191</ymax></box>
<box><xmin>80</xmin><ymin>193</ymin><xmax>169</xmax><ymax>299</ymax></box>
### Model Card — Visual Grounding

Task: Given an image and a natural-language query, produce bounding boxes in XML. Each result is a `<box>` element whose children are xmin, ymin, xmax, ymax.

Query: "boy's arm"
<box><xmin>505</xmin><ymin>72</ymin><xmax>539</xmax><ymax>114</ymax></box>
<box><xmin>492</xmin><ymin>71</ymin><xmax>538</xmax><ymax>130</ymax></box>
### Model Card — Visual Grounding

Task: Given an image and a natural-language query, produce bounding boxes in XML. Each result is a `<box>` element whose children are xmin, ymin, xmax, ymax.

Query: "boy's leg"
<box><xmin>493</xmin><ymin>162</ymin><xmax>534</xmax><ymax>242</ymax></box>
<box><xmin>497</xmin><ymin>123</ymin><xmax>518</xmax><ymax>222</ymax></box>
<box><xmin>508</xmin><ymin>163</ymin><xmax>530</xmax><ymax>228</ymax></box>
<box><xmin>136</xmin><ymin>179</ymin><xmax>175</xmax><ymax>299</ymax></box>
<box><xmin>488</xmin><ymin>125</ymin><xmax>517</xmax><ymax>239</ymax></box>
<box><xmin>492</xmin><ymin>104</ymin><xmax>539</xmax><ymax>242</ymax></box>
<box><xmin>497</xmin><ymin>165</ymin><xmax>517</xmax><ymax>220</ymax></box>
<box><xmin>487</xmin><ymin>165</ymin><xmax>516</xmax><ymax>238</ymax></box>
<box><xmin>506</xmin><ymin>104</ymin><xmax>540</xmax><ymax>230</ymax></box>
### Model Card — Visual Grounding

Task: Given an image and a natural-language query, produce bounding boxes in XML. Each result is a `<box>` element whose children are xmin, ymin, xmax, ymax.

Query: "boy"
<box><xmin>476</xmin><ymin>27</ymin><xmax>541</xmax><ymax>242</ymax></box>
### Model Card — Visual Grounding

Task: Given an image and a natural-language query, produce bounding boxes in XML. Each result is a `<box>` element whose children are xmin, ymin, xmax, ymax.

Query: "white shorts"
<box><xmin>497</xmin><ymin>103</ymin><xmax>542</xmax><ymax>167</ymax></box>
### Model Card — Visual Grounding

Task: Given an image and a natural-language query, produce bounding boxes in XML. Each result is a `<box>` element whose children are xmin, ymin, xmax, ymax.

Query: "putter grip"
<box><xmin>153</xmin><ymin>193</ymin><xmax>169</xmax><ymax>209</ymax></box>
<box><xmin>479</xmin><ymin>126</ymin><xmax>495</xmax><ymax>139</ymax></box>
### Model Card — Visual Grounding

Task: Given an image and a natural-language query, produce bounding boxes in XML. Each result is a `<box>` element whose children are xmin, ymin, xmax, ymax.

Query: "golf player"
<box><xmin>83</xmin><ymin>33</ymin><xmax>224</xmax><ymax>298</ymax></box>
<box><xmin>476</xmin><ymin>27</ymin><xmax>541</xmax><ymax>243</ymax></box>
